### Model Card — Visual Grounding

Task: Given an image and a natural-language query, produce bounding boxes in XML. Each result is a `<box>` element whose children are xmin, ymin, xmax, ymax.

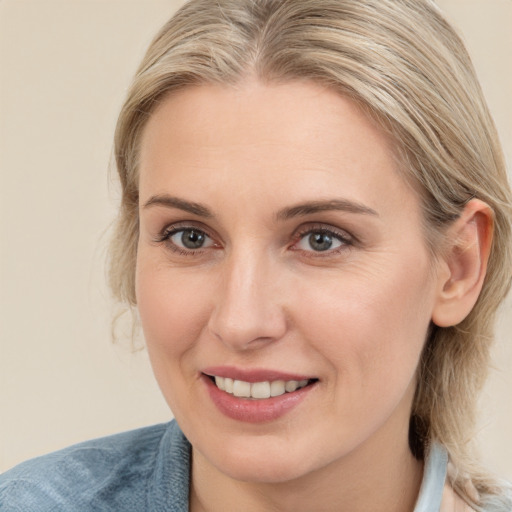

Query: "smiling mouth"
<box><xmin>207</xmin><ymin>375</ymin><xmax>318</xmax><ymax>400</ymax></box>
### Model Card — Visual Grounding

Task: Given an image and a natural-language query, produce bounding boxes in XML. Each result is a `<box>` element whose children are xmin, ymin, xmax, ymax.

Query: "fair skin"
<box><xmin>136</xmin><ymin>80</ymin><xmax>492</xmax><ymax>512</ymax></box>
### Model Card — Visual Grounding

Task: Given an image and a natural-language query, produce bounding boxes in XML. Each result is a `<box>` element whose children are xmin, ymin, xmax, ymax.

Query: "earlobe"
<box><xmin>431</xmin><ymin>199</ymin><xmax>494</xmax><ymax>328</ymax></box>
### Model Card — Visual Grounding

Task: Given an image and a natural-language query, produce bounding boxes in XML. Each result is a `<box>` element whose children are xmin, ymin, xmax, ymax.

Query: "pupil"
<box><xmin>309</xmin><ymin>232</ymin><xmax>332</xmax><ymax>251</ymax></box>
<box><xmin>181</xmin><ymin>229</ymin><xmax>205</xmax><ymax>249</ymax></box>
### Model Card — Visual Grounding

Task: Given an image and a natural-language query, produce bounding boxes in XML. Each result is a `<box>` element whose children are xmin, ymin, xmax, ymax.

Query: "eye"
<box><xmin>294</xmin><ymin>227</ymin><xmax>351</xmax><ymax>253</ymax></box>
<box><xmin>159</xmin><ymin>226</ymin><xmax>216</xmax><ymax>253</ymax></box>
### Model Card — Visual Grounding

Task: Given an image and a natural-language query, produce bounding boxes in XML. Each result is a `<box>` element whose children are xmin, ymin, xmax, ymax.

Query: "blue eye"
<box><xmin>168</xmin><ymin>228</ymin><xmax>214</xmax><ymax>250</ymax></box>
<box><xmin>295</xmin><ymin>230</ymin><xmax>348</xmax><ymax>252</ymax></box>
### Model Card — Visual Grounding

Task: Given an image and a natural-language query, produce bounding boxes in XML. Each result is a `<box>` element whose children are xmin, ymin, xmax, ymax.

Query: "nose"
<box><xmin>207</xmin><ymin>249</ymin><xmax>288</xmax><ymax>350</ymax></box>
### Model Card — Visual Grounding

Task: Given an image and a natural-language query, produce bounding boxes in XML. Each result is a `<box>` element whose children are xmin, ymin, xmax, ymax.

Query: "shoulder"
<box><xmin>479</xmin><ymin>486</ymin><xmax>512</xmax><ymax>512</ymax></box>
<box><xmin>441</xmin><ymin>484</ymin><xmax>512</xmax><ymax>512</ymax></box>
<box><xmin>440</xmin><ymin>483</ymin><xmax>476</xmax><ymax>512</ymax></box>
<box><xmin>441</xmin><ymin>462</ymin><xmax>512</xmax><ymax>512</ymax></box>
<box><xmin>419</xmin><ymin>443</ymin><xmax>511</xmax><ymax>512</ymax></box>
<box><xmin>0</xmin><ymin>421</ymin><xmax>189</xmax><ymax>512</ymax></box>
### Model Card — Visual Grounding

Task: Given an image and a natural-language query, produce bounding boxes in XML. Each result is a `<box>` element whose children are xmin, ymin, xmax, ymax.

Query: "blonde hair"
<box><xmin>110</xmin><ymin>0</ymin><xmax>512</xmax><ymax>506</ymax></box>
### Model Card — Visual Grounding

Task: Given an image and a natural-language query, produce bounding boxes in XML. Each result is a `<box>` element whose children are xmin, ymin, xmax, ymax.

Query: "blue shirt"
<box><xmin>0</xmin><ymin>420</ymin><xmax>465</xmax><ymax>511</ymax></box>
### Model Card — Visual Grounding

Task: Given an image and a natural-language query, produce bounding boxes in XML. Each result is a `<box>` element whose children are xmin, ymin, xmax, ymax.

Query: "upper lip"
<box><xmin>202</xmin><ymin>366</ymin><xmax>316</xmax><ymax>383</ymax></box>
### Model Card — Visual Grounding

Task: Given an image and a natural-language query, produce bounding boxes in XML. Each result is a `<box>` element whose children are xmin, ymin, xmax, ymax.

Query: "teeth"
<box><xmin>285</xmin><ymin>381</ymin><xmax>298</xmax><ymax>392</ymax></box>
<box><xmin>233</xmin><ymin>380</ymin><xmax>251</xmax><ymax>398</ymax></box>
<box><xmin>212</xmin><ymin>376</ymin><xmax>311</xmax><ymax>399</ymax></box>
<box><xmin>251</xmin><ymin>381</ymin><xmax>271</xmax><ymax>399</ymax></box>
<box><xmin>270</xmin><ymin>380</ymin><xmax>285</xmax><ymax>397</ymax></box>
<box><xmin>224</xmin><ymin>378</ymin><xmax>234</xmax><ymax>393</ymax></box>
<box><xmin>215</xmin><ymin>376</ymin><xmax>225</xmax><ymax>391</ymax></box>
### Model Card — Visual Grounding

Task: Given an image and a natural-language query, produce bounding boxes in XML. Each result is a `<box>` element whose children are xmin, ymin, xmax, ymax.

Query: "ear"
<box><xmin>431</xmin><ymin>199</ymin><xmax>494</xmax><ymax>327</ymax></box>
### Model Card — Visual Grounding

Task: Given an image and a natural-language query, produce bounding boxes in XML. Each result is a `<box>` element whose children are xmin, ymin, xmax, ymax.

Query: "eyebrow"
<box><xmin>275</xmin><ymin>199</ymin><xmax>378</xmax><ymax>221</ymax></box>
<box><xmin>142</xmin><ymin>194</ymin><xmax>213</xmax><ymax>218</ymax></box>
<box><xmin>142</xmin><ymin>194</ymin><xmax>378</xmax><ymax>220</ymax></box>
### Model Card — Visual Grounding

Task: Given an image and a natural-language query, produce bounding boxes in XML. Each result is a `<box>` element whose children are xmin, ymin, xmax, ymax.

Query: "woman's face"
<box><xmin>136</xmin><ymin>81</ymin><xmax>442</xmax><ymax>483</ymax></box>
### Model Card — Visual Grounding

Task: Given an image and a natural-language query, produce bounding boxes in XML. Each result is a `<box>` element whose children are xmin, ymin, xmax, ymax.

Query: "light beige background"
<box><xmin>1</xmin><ymin>0</ymin><xmax>511</xmax><ymax>479</ymax></box>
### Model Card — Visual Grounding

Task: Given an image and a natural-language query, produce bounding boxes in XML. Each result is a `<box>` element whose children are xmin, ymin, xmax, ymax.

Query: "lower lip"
<box><xmin>203</xmin><ymin>375</ymin><xmax>316</xmax><ymax>423</ymax></box>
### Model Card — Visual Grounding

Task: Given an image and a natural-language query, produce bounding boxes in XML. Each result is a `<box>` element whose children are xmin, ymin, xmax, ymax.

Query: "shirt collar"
<box><xmin>414</xmin><ymin>442</ymin><xmax>448</xmax><ymax>512</ymax></box>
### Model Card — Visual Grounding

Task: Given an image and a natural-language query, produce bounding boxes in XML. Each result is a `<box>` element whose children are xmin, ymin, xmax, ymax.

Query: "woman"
<box><xmin>1</xmin><ymin>0</ymin><xmax>511</xmax><ymax>510</ymax></box>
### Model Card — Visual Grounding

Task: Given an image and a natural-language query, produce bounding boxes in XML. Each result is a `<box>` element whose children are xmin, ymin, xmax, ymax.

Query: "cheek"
<box><xmin>135</xmin><ymin>255</ymin><xmax>221</xmax><ymax>423</ymax></box>
<box><xmin>293</xmin><ymin>256</ymin><xmax>435</xmax><ymax>393</ymax></box>
<box><xmin>135</xmin><ymin>253</ymin><xmax>214</xmax><ymax>370</ymax></box>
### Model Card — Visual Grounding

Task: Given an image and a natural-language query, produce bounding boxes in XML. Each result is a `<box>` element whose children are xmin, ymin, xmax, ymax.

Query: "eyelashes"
<box><xmin>154</xmin><ymin>224</ymin><xmax>217</xmax><ymax>256</ymax></box>
<box><xmin>168</xmin><ymin>228</ymin><xmax>215</xmax><ymax>250</ymax></box>
<box><xmin>292</xmin><ymin>226</ymin><xmax>353</xmax><ymax>254</ymax></box>
<box><xmin>154</xmin><ymin>222</ymin><xmax>354</xmax><ymax>257</ymax></box>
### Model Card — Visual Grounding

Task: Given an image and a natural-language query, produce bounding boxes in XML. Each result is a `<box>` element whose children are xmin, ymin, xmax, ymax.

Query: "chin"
<box><xmin>212</xmin><ymin>452</ymin><xmax>313</xmax><ymax>484</ymax></box>
<box><xmin>194</xmin><ymin>431</ymin><xmax>330</xmax><ymax>484</ymax></box>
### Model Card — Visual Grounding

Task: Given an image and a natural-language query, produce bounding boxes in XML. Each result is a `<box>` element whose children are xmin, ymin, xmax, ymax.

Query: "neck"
<box><xmin>190</xmin><ymin>424</ymin><xmax>423</xmax><ymax>512</ymax></box>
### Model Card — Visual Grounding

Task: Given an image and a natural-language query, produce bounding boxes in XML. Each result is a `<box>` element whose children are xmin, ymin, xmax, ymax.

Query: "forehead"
<box><xmin>138</xmin><ymin>80</ymin><xmax>420</xmax><ymax>220</ymax></box>
<box><xmin>141</xmin><ymin>80</ymin><xmax>393</xmax><ymax>159</ymax></box>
